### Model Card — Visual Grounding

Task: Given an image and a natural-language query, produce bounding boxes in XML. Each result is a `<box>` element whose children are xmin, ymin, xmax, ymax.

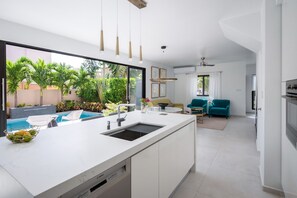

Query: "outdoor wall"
<box><xmin>7</xmin><ymin>89</ymin><xmax>80</xmax><ymax>108</ymax></box>
<box><xmin>0</xmin><ymin>18</ymin><xmax>175</xmax><ymax>102</ymax></box>
<box><xmin>174</xmin><ymin>61</ymin><xmax>247</xmax><ymax>116</ymax></box>
<box><xmin>246</xmin><ymin>64</ymin><xmax>256</xmax><ymax>113</ymax></box>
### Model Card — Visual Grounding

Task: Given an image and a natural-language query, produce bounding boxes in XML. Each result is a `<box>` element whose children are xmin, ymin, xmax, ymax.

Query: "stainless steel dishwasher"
<box><xmin>60</xmin><ymin>159</ymin><xmax>131</xmax><ymax>198</ymax></box>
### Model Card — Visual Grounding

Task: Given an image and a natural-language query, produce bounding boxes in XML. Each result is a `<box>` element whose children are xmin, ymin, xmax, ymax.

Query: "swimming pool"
<box><xmin>7</xmin><ymin>111</ymin><xmax>102</xmax><ymax>132</ymax></box>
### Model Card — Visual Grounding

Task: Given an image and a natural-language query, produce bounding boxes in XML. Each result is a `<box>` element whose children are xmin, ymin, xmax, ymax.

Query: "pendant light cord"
<box><xmin>129</xmin><ymin>4</ymin><xmax>131</xmax><ymax>41</ymax></box>
<box><xmin>139</xmin><ymin>10</ymin><xmax>142</xmax><ymax>45</ymax></box>
<box><xmin>116</xmin><ymin>0</ymin><xmax>119</xmax><ymax>36</ymax></box>
<box><xmin>101</xmin><ymin>0</ymin><xmax>103</xmax><ymax>30</ymax></box>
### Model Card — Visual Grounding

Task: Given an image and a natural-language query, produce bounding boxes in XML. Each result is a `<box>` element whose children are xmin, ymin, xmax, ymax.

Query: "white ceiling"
<box><xmin>0</xmin><ymin>0</ymin><xmax>261</xmax><ymax>66</ymax></box>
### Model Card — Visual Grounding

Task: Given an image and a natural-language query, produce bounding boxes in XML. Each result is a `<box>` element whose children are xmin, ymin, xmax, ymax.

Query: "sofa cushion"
<box><xmin>212</xmin><ymin>99</ymin><xmax>230</xmax><ymax>108</ymax></box>
<box><xmin>151</xmin><ymin>98</ymin><xmax>172</xmax><ymax>106</ymax></box>
<box><xmin>191</xmin><ymin>99</ymin><xmax>207</xmax><ymax>107</ymax></box>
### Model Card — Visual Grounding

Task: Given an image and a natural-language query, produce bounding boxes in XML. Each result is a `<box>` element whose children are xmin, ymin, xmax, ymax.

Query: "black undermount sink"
<box><xmin>104</xmin><ymin>123</ymin><xmax>163</xmax><ymax>141</ymax></box>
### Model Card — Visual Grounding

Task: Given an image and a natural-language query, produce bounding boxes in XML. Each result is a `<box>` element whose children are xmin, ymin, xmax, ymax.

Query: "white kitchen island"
<box><xmin>0</xmin><ymin>111</ymin><xmax>196</xmax><ymax>198</ymax></box>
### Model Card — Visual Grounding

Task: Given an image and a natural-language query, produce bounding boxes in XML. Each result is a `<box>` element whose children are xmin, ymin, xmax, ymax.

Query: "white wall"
<box><xmin>0</xmin><ymin>18</ymin><xmax>175</xmax><ymax>102</ymax></box>
<box><xmin>281</xmin><ymin>0</ymin><xmax>297</xmax><ymax>197</ymax></box>
<box><xmin>174</xmin><ymin>61</ymin><xmax>247</xmax><ymax>116</ymax></box>
<box><xmin>258</xmin><ymin>0</ymin><xmax>282</xmax><ymax>191</ymax></box>
<box><xmin>282</xmin><ymin>0</ymin><xmax>297</xmax><ymax>81</ymax></box>
<box><xmin>246</xmin><ymin>64</ymin><xmax>256</xmax><ymax>113</ymax></box>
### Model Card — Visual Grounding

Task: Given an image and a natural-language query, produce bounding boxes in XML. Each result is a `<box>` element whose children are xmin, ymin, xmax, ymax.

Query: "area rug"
<box><xmin>197</xmin><ymin>116</ymin><xmax>229</xmax><ymax>130</ymax></box>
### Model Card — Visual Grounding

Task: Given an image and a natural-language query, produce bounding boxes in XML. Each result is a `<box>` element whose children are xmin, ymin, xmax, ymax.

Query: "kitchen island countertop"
<box><xmin>0</xmin><ymin>111</ymin><xmax>196</xmax><ymax>197</ymax></box>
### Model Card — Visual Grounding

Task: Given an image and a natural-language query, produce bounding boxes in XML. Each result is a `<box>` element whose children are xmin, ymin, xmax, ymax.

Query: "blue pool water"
<box><xmin>7</xmin><ymin>111</ymin><xmax>102</xmax><ymax>132</ymax></box>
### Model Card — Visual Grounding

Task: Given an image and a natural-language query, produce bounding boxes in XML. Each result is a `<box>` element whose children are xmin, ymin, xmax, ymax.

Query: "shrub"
<box><xmin>104</xmin><ymin>78</ymin><xmax>127</xmax><ymax>104</ymax></box>
<box><xmin>56</xmin><ymin>101</ymin><xmax>103</xmax><ymax>112</ymax></box>
<box><xmin>77</xmin><ymin>79</ymin><xmax>99</xmax><ymax>102</ymax></box>
<box><xmin>102</xmin><ymin>102</ymin><xmax>127</xmax><ymax>117</ymax></box>
<box><xmin>81</xmin><ymin>102</ymin><xmax>103</xmax><ymax>112</ymax></box>
<box><xmin>56</xmin><ymin>102</ymin><xmax>66</xmax><ymax>112</ymax></box>
<box><xmin>17</xmin><ymin>103</ymin><xmax>26</xmax><ymax>108</ymax></box>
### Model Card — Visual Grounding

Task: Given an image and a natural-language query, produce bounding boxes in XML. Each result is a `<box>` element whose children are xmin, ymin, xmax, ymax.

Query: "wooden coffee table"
<box><xmin>191</xmin><ymin>107</ymin><xmax>204</xmax><ymax>123</ymax></box>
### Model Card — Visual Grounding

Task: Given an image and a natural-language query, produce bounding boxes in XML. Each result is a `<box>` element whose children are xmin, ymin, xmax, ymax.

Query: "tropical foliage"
<box><xmin>6</xmin><ymin>57</ymin><xmax>32</xmax><ymax>107</ymax></box>
<box><xmin>56</xmin><ymin>101</ymin><xmax>103</xmax><ymax>112</ymax></box>
<box><xmin>102</xmin><ymin>102</ymin><xmax>127</xmax><ymax>117</ymax></box>
<box><xmin>30</xmin><ymin>59</ymin><xmax>53</xmax><ymax>105</ymax></box>
<box><xmin>51</xmin><ymin>63</ymin><xmax>76</xmax><ymax>101</ymax></box>
<box><xmin>6</xmin><ymin>57</ymin><xmax>139</xmax><ymax>113</ymax></box>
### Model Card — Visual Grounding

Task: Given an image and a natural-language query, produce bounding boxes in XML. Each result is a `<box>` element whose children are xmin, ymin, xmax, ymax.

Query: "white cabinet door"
<box><xmin>131</xmin><ymin>143</ymin><xmax>159</xmax><ymax>198</ymax></box>
<box><xmin>176</xmin><ymin>123</ymin><xmax>195</xmax><ymax>182</ymax></box>
<box><xmin>159</xmin><ymin>131</ymin><xmax>177</xmax><ymax>198</ymax></box>
<box><xmin>159</xmin><ymin>122</ymin><xmax>195</xmax><ymax>198</ymax></box>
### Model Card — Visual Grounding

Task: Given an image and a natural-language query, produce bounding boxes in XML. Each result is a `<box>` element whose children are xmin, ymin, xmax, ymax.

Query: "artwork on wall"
<box><xmin>151</xmin><ymin>66</ymin><xmax>159</xmax><ymax>79</ymax></box>
<box><xmin>160</xmin><ymin>68</ymin><xmax>167</xmax><ymax>78</ymax></box>
<box><xmin>159</xmin><ymin>83</ymin><xmax>166</xmax><ymax>97</ymax></box>
<box><xmin>151</xmin><ymin>83</ymin><xmax>159</xmax><ymax>98</ymax></box>
<box><xmin>151</xmin><ymin>66</ymin><xmax>168</xmax><ymax>98</ymax></box>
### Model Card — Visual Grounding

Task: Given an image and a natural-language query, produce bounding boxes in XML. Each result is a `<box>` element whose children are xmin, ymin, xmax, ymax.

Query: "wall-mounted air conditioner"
<box><xmin>173</xmin><ymin>66</ymin><xmax>196</xmax><ymax>74</ymax></box>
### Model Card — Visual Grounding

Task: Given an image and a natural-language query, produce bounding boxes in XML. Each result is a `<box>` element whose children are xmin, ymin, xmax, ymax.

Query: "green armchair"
<box><xmin>209</xmin><ymin>99</ymin><xmax>230</xmax><ymax>118</ymax></box>
<box><xmin>187</xmin><ymin>99</ymin><xmax>207</xmax><ymax>114</ymax></box>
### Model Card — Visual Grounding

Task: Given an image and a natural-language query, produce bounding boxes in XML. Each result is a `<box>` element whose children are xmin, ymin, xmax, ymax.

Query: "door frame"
<box><xmin>0</xmin><ymin>41</ymin><xmax>6</xmax><ymax>136</ymax></box>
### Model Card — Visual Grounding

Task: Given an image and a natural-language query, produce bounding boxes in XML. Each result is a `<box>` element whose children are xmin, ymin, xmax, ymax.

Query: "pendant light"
<box><xmin>128</xmin><ymin>4</ymin><xmax>133</xmax><ymax>61</ymax></box>
<box><xmin>116</xmin><ymin>0</ymin><xmax>120</xmax><ymax>57</ymax></box>
<box><xmin>100</xmin><ymin>0</ymin><xmax>104</xmax><ymax>52</ymax></box>
<box><xmin>139</xmin><ymin>9</ymin><xmax>143</xmax><ymax>64</ymax></box>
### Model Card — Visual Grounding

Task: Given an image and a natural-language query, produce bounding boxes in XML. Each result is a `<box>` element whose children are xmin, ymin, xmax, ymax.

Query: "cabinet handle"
<box><xmin>2</xmin><ymin>78</ymin><xmax>5</xmax><ymax>111</ymax></box>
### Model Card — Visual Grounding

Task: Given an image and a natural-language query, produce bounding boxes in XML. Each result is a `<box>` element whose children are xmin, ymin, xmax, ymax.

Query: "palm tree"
<box><xmin>81</xmin><ymin>59</ymin><xmax>101</xmax><ymax>78</ymax></box>
<box><xmin>106</xmin><ymin>63</ymin><xmax>127</xmax><ymax>78</ymax></box>
<box><xmin>30</xmin><ymin>59</ymin><xmax>53</xmax><ymax>106</ymax></box>
<box><xmin>73</xmin><ymin>66</ymin><xmax>90</xmax><ymax>88</ymax></box>
<box><xmin>6</xmin><ymin>57</ymin><xmax>32</xmax><ymax>107</ymax></box>
<box><xmin>52</xmin><ymin>63</ymin><xmax>76</xmax><ymax>102</ymax></box>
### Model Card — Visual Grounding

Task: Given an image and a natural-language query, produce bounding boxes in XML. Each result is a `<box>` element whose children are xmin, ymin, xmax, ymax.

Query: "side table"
<box><xmin>191</xmin><ymin>107</ymin><xmax>204</xmax><ymax>123</ymax></box>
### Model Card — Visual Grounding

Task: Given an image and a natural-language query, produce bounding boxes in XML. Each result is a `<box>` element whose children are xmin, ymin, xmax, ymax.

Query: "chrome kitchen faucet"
<box><xmin>117</xmin><ymin>104</ymin><xmax>136</xmax><ymax>126</ymax></box>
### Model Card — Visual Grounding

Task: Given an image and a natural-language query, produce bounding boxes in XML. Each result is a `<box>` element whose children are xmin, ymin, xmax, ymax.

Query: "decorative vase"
<box><xmin>141</xmin><ymin>103</ymin><xmax>148</xmax><ymax>113</ymax></box>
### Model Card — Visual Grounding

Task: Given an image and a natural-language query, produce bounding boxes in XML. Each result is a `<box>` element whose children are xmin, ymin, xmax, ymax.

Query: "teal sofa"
<box><xmin>187</xmin><ymin>99</ymin><xmax>207</xmax><ymax>114</ymax></box>
<box><xmin>209</xmin><ymin>99</ymin><xmax>230</xmax><ymax>118</ymax></box>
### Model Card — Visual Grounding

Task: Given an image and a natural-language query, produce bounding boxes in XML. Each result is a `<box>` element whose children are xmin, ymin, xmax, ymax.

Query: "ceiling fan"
<box><xmin>199</xmin><ymin>57</ymin><xmax>215</xmax><ymax>67</ymax></box>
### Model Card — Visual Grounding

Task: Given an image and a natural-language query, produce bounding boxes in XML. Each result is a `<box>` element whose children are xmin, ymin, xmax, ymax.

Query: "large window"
<box><xmin>197</xmin><ymin>75</ymin><xmax>209</xmax><ymax>96</ymax></box>
<box><xmin>0</xmin><ymin>42</ymin><xmax>146</xmax><ymax>135</ymax></box>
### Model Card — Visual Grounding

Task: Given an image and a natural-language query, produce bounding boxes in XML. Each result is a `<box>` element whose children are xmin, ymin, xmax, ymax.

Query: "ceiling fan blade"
<box><xmin>206</xmin><ymin>64</ymin><xmax>215</xmax><ymax>66</ymax></box>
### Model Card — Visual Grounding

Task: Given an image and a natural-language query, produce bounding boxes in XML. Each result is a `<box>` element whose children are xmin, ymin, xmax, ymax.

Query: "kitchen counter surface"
<box><xmin>0</xmin><ymin>111</ymin><xmax>195</xmax><ymax>198</ymax></box>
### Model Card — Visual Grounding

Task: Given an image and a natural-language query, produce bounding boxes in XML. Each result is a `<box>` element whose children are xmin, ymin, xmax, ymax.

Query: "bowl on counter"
<box><xmin>4</xmin><ymin>129</ymin><xmax>39</xmax><ymax>143</ymax></box>
<box><xmin>158</xmin><ymin>103</ymin><xmax>168</xmax><ymax>110</ymax></box>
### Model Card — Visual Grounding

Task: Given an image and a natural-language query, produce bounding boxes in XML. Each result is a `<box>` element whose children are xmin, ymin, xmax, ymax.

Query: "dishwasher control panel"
<box><xmin>60</xmin><ymin>159</ymin><xmax>131</xmax><ymax>198</ymax></box>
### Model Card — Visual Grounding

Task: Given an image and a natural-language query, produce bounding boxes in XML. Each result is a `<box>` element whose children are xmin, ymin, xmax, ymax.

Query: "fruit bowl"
<box><xmin>4</xmin><ymin>129</ymin><xmax>39</xmax><ymax>143</ymax></box>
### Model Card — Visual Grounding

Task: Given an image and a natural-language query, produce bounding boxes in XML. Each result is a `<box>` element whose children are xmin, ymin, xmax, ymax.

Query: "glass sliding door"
<box><xmin>0</xmin><ymin>41</ymin><xmax>6</xmax><ymax>136</ymax></box>
<box><xmin>128</xmin><ymin>67</ymin><xmax>145</xmax><ymax>109</ymax></box>
<box><xmin>0</xmin><ymin>41</ymin><xmax>146</xmax><ymax>134</ymax></box>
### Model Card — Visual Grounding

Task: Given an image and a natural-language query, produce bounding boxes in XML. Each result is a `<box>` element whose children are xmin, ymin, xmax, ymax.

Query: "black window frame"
<box><xmin>197</xmin><ymin>75</ymin><xmax>209</xmax><ymax>96</ymax></box>
<box><xmin>0</xmin><ymin>40</ymin><xmax>146</xmax><ymax>136</ymax></box>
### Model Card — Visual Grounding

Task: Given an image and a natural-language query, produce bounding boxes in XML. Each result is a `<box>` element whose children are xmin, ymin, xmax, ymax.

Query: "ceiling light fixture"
<box><xmin>100</xmin><ymin>0</ymin><xmax>104</xmax><ymax>52</ymax></box>
<box><xmin>128</xmin><ymin>0</ymin><xmax>147</xmax><ymax>9</ymax></box>
<box><xmin>116</xmin><ymin>0</ymin><xmax>120</xmax><ymax>57</ymax></box>
<box><xmin>150</xmin><ymin>77</ymin><xmax>178</xmax><ymax>83</ymax></box>
<box><xmin>128</xmin><ymin>4</ymin><xmax>133</xmax><ymax>61</ymax></box>
<box><xmin>150</xmin><ymin>46</ymin><xmax>178</xmax><ymax>82</ymax></box>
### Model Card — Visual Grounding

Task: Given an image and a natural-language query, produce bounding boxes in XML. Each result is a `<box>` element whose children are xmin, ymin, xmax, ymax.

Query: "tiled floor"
<box><xmin>172</xmin><ymin>116</ymin><xmax>281</xmax><ymax>198</ymax></box>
